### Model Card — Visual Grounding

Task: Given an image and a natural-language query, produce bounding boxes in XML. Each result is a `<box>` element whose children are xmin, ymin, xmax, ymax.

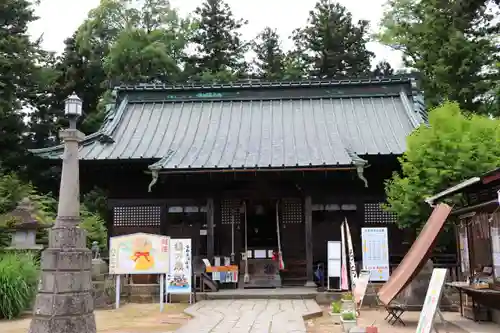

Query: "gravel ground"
<box><xmin>305</xmin><ymin>306</ymin><xmax>467</xmax><ymax>333</ymax></box>
<box><xmin>0</xmin><ymin>303</ymin><xmax>190</xmax><ymax>333</ymax></box>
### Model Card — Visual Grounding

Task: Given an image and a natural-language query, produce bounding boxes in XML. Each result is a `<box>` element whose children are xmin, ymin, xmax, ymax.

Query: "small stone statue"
<box><xmin>91</xmin><ymin>241</ymin><xmax>100</xmax><ymax>259</ymax></box>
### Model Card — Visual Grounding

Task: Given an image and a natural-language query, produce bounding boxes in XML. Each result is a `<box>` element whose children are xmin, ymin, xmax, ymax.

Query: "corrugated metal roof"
<box><xmin>32</xmin><ymin>93</ymin><xmax>421</xmax><ymax>170</ymax></box>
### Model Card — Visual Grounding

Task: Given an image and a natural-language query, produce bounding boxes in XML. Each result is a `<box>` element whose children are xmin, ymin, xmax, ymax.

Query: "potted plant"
<box><xmin>340</xmin><ymin>311</ymin><xmax>357</xmax><ymax>332</ymax></box>
<box><xmin>329</xmin><ymin>301</ymin><xmax>342</xmax><ymax>324</ymax></box>
<box><xmin>341</xmin><ymin>292</ymin><xmax>355</xmax><ymax>313</ymax></box>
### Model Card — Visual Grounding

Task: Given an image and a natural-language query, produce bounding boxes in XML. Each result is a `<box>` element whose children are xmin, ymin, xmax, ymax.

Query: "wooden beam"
<box><xmin>207</xmin><ymin>197</ymin><xmax>215</xmax><ymax>261</ymax></box>
<box><xmin>304</xmin><ymin>195</ymin><xmax>315</xmax><ymax>287</ymax></box>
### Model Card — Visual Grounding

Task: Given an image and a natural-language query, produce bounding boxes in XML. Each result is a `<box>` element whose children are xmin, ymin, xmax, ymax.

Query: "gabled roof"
<box><xmin>31</xmin><ymin>77</ymin><xmax>425</xmax><ymax>172</ymax></box>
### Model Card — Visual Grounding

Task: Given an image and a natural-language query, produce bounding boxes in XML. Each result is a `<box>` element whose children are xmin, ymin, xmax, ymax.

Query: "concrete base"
<box><xmin>28</xmin><ymin>225</ymin><xmax>96</xmax><ymax>333</ymax></box>
<box><xmin>129</xmin><ymin>284</ymin><xmax>160</xmax><ymax>303</ymax></box>
<box><xmin>304</xmin><ymin>280</ymin><xmax>316</xmax><ymax>287</ymax></box>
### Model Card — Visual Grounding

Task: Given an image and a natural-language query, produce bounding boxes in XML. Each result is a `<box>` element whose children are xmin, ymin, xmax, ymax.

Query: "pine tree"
<box><xmin>0</xmin><ymin>0</ymin><xmax>40</xmax><ymax>171</ymax></box>
<box><xmin>378</xmin><ymin>0</ymin><xmax>500</xmax><ymax>113</ymax></box>
<box><xmin>292</xmin><ymin>0</ymin><xmax>374</xmax><ymax>79</ymax></box>
<box><xmin>188</xmin><ymin>0</ymin><xmax>248</xmax><ymax>81</ymax></box>
<box><xmin>251</xmin><ymin>27</ymin><xmax>285</xmax><ymax>80</ymax></box>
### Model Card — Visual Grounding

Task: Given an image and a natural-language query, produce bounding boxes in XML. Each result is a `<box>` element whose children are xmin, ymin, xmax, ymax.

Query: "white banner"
<box><xmin>166</xmin><ymin>239</ymin><xmax>192</xmax><ymax>294</ymax></box>
<box><xmin>341</xmin><ymin>221</ymin><xmax>349</xmax><ymax>290</ymax></box>
<box><xmin>459</xmin><ymin>227</ymin><xmax>470</xmax><ymax>276</ymax></box>
<box><xmin>361</xmin><ymin>227</ymin><xmax>390</xmax><ymax>281</ymax></box>
<box><xmin>345</xmin><ymin>219</ymin><xmax>358</xmax><ymax>290</ymax></box>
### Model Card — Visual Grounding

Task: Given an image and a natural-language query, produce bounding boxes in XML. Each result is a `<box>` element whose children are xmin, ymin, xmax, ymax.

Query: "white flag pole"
<box><xmin>340</xmin><ymin>221</ymin><xmax>349</xmax><ymax>290</ymax></box>
<box><xmin>345</xmin><ymin>218</ymin><xmax>358</xmax><ymax>290</ymax></box>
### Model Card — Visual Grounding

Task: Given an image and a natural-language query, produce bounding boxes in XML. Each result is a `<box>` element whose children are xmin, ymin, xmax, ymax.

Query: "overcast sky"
<box><xmin>29</xmin><ymin>0</ymin><xmax>403</xmax><ymax>68</ymax></box>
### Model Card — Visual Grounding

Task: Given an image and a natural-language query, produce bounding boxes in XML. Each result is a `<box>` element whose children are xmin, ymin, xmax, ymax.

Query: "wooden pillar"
<box><xmin>304</xmin><ymin>195</ymin><xmax>315</xmax><ymax>287</ymax></box>
<box><xmin>207</xmin><ymin>197</ymin><xmax>215</xmax><ymax>261</ymax></box>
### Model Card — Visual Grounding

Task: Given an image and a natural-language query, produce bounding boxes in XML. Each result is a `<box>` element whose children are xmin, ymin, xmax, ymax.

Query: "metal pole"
<box><xmin>276</xmin><ymin>200</ymin><xmax>282</xmax><ymax>268</ymax></box>
<box><xmin>244</xmin><ymin>201</ymin><xmax>250</xmax><ymax>283</ymax></box>
<box><xmin>231</xmin><ymin>210</ymin><xmax>235</xmax><ymax>263</ymax></box>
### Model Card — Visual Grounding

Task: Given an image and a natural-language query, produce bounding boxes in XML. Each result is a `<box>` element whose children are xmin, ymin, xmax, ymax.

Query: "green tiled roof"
<box><xmin>31</xmin><ymin>77</ymin><xmax>425</xmax><ymax>171</ymax></box>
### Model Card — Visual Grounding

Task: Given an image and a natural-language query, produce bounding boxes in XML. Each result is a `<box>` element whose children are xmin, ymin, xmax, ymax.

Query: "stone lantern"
<box><xmin>0</xmin><ymin>198</ymin><xmax>50</xmax><ymax>251</ymax></box>
<box><xmin>29</xmin><ymin>92</ymin><xmax>97</xmax><ymax>333</ymax></box>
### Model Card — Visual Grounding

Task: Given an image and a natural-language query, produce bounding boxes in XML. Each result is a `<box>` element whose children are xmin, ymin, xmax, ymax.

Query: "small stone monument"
<box><xmin>89</xmin><ymin>241</ymin><xmax>111</xmax><ymax>308</ymax></box>
<box><xmin>91</xmin><ymin>241</ymin><xmax>108</xmax><ymax>278</ymax></box>
<box><xmin>0</xmin><ymin>198</ymin><xmax>50</xmax><ymax>250</ymax></box>
<box><xmin>395</xmin><ymin>259</ymin><xmax>453</xmax><ymax>310</ymax></box>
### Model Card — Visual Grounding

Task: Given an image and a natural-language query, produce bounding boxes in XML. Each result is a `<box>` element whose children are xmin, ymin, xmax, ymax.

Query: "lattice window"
<box><xmin>221</xmin><ymin>199</ymin><xmax>241</xmax><ymax>224</ymax></box>
<box><xmin>113</xmin><ymin>206</ymin><xmax>161</xmax><ymax>227</ymax></box>
<box><xmin>282</xmin><ymin>198</ymin><xmax>303</xmax><ymax>224</ymax></box>
<box><xmin>364</xmin><ymin>202</ymin><xmax>397</xmax><ymax>224</ymax></box>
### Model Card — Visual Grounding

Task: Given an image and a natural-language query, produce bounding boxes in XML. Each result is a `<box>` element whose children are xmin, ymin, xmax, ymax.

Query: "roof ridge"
<box><xmin>115</xmin><ymin>76</ymin><xmax>415</xmax><ymax>92</ymax></box>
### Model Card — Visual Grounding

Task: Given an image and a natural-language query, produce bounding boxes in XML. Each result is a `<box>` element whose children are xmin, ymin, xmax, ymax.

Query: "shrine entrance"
<box><xmin>245</xmin><ymin>200</ymin><xmax>278</xmax><ymax>249</ymax></box>
<box><xmin>240</xmin><ymin>199</ymin><xmax>282</xmax><ymax>288</ymax></box>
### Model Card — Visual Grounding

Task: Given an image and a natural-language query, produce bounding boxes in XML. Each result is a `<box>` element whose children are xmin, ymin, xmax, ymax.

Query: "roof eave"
<box><xmin>148</xmin><ymin>164</ymin><xmax>359</xmax><ymax>174</ymax></box>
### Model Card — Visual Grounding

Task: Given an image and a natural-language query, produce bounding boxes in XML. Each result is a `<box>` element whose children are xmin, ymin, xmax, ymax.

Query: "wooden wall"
<box><xmin>79</xmin><ymin>156</ymin><xmax>416</xmax><ymax>270</ymax></box>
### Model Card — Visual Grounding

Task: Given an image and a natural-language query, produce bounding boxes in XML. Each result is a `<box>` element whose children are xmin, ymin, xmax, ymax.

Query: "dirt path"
<box><xmin>0</xmin><ymin>304</ymin><xmax>190</xmax><ymax>333</ymax></box>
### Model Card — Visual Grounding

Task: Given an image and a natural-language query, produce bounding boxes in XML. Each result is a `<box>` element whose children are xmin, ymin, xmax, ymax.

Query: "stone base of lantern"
<box><xmin>29</xmin><ymin>222</ymin><xmax>96</xmax><ymax>333</ymax></box>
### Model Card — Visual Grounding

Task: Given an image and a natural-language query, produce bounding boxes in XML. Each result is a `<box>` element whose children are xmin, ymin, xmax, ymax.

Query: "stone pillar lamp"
<box><xmin>29</xmin><ymin>93</ymin><xmax>97</xmax><ymax>333</ymax></box>
<box><xmin>0</xmin><ymin>198</ymin><xmax>50</xmax><ymax>250</ymax></box>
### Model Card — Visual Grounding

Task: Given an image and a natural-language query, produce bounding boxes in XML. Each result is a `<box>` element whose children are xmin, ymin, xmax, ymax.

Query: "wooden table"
<box><xmin>446</xmin><ymin>282</ymin><xmax>500</xmax><ymax>321</ymax></box>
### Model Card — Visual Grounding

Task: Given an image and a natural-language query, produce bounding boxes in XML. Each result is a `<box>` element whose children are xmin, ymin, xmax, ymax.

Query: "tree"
<box><xmin>372</xmin><ymin>60</ymin><xmax>394</xmax><ymax>77</ymax></box>
<box><xmin>384</xmin><ymin>102</ymin><xmax>500</xmax><ymax>230</ymax></box>
<box><xmin>99</xmin><ymin>0</ymin><xmax>195</xmax><ymax>84</ymax></box>
<box><xmin>188</xmin><ymin>0</ymin><xmax>249</xmax><ymax>81</ymax></box>
<box><xmin>0</xmin><ymin>0</ymin><xmax>41</xmax><ymax>171</ymax></box>
<box><xmin>251</xmin><ymin>27</ymin><xmax>285</xmax><ymax>80</ymax></box>
<box><xmin>377</xmin><ymin>0</ymin><xmax>500</xmax><ymax>113</ymax></box>
<box><xmin>292</xmin><ymin>0</ymin><xmax>374</xmax><ymax>79</ymax></box>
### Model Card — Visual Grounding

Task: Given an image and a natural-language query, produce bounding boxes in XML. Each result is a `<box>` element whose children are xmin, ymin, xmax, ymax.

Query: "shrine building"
<box><xmin>32</xmin><ymin>77</ymin><xmax>433</xmax><ymax>286</ymax></box>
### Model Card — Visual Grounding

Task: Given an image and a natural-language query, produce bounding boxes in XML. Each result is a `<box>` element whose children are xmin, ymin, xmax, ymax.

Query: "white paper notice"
<box><xmin>361</xmin><ymin>227</ymin><xmax>390</xmax><ymax>281</ymax></box>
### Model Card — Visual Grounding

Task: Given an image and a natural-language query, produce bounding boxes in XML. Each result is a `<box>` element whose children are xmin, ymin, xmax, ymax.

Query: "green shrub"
<box><xmin>331</xmin><ymin>301</ymin><xmax>341</xmax><ymax>313</ymax></box>
<box><xmin>0</xmin><ymin>252</ymin><xmax>40</xmax><ymax>319</ymax></box>
<box><xmin>341</xmin><ymin>292</ymin><xmax>354</xmax><ymax>301</ymax></box>
<box><xmin>341</xmin><ymin>312</ymin><xmax>356</xmax><ymax>320</ymax></box>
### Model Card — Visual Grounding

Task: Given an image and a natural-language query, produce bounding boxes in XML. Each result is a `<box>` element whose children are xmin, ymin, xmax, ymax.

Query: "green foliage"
<box><xmin>377</xmin><ymin>0</ymin><xmax>500</xmax><ymax>113</ymax></box>
<box><xmin>292</xmin><ymin>0</ymin><xmax>374</xmax><ymax>78</ymax></box>
<box><xmin>0</xmin><ymin>252</ymin><xmax>40</xmax><ymax>319</ymax></box>
<box><xmin>83</xmin><ymin>187</ymin><xmax>109</xmax><ymax>221</ymax></box>
<box><xmin>0</xmin><ymin>0</ymin><xmax>40</xmax><ymax>171</ymax></box>
<box><xmin>331</xmin><ymin>301</ymin><xmax>341</xmax><ymax>313</ymax></box>
<box><xmin>341</xmin><ymin>311</ymin><xmax>356</xmax><ymax>320</ymax></box>
<box><xmin>81</xmin><ymin>205</ymin><xmax>108</xmax><ymax>251</ymax></box>
<box><xmin>0</xmin><ymin>170</ymin><xmax>108</xmax><ymax>250</ymax></box>
<box><xmin>341</xmin><ymin>292</ymin><xmax>354</xmax><ymax>301</ymax></box>
<box><xmin>99</xmin><ymin>0</ymin><xmax>195</xmax><ymax>84</ymax></box>
<box><xmin>385</xmin><ymin>102</ymin><xmax>500</xmax><ymax>229</ymax></box>
<box><xmin>0</xmin><ymin>172</ymin><xmax>31</xmax><ymax>214</ymax></box>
